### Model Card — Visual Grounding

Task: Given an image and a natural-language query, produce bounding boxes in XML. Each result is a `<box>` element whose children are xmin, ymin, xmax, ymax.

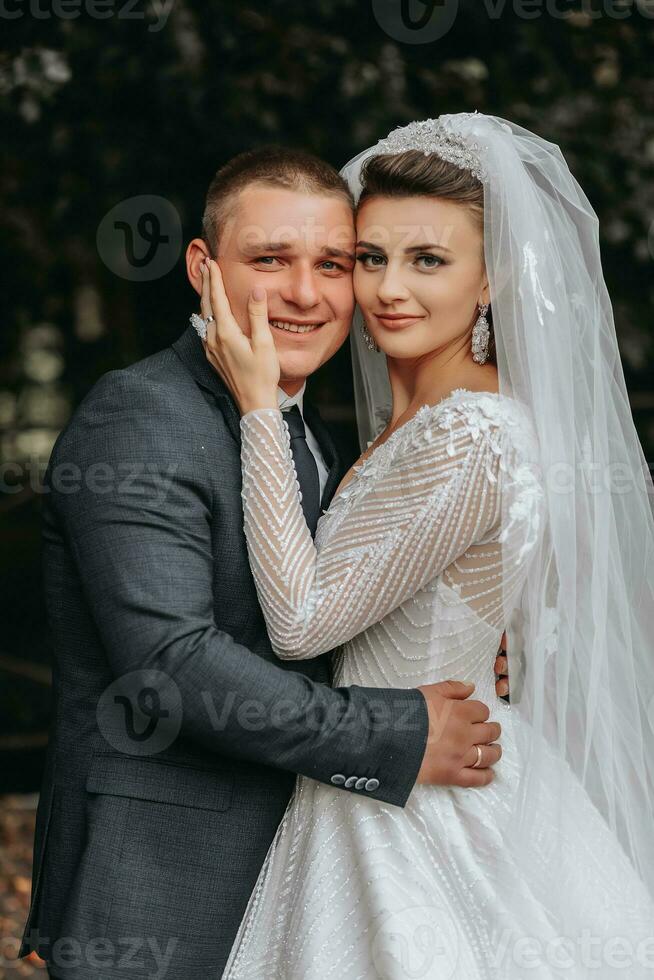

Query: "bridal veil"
<box><xmin>339</xmin><ymin>113</ymin><xmax>654</xmax><ymax>912</ymax></box>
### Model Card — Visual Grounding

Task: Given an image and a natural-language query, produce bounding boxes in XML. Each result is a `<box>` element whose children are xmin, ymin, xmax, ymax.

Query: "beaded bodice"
<box><xmin>239</xmin><ymin>388</ymin><xmax>544</xmax><ymax>687</ymax></box>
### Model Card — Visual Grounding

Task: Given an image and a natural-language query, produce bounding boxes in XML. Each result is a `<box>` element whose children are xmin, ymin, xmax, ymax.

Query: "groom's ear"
<box><xmin>186</xmin><ymin>238</ymin><xmax>211</xmax><ymax>295</ymax></box>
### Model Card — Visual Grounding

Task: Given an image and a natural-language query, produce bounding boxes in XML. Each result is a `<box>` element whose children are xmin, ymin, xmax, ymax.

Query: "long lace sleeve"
<box><xmin>240</xmin><ymin>393</ymin><xmax>543</xmax><ymax>660</ymax></box>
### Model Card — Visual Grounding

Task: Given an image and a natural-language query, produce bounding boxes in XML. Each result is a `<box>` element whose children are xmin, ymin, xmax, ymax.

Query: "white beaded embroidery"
<box><xmin>238</xmin><ymin>389</ymin><xmax>543</xmax><ymax>661</ymax></box>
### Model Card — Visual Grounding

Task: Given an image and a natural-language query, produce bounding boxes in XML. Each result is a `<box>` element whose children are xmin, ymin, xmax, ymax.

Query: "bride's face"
<box><xmin>354</xmin><ymin>195</ymin><xmax>489</xmax><ymax>360</ymax></box>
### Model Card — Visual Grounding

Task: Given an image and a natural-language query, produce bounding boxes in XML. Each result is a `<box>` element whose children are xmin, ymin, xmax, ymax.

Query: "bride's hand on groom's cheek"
<box><xmin>200</xmin><ymin>257</ymin><xmax>280</xmax><ymax>415</ymax></box>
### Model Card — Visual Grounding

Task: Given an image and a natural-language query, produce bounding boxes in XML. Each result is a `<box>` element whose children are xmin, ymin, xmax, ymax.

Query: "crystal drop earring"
<box><xmin>471</xmin><ymin>303</ymin><xmax>490</xmax><ymax>364</ymax></box>
<box><xmin>361</xmin><ymin>320</ymin><xmax>380</xmax><ymax>353</ymax></box>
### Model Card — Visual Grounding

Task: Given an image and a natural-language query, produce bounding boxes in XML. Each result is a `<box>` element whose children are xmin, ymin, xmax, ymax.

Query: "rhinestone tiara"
<box><xmin>370</xmin><ymin>118</ymin><xmax>488</xmax><ymax>183</ymax></box>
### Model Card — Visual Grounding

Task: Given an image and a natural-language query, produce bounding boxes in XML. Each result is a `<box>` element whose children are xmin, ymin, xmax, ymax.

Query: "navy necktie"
<box><xmin>283</xmin><ymin>405</ymin><xmax>321</xmax><ymax>537</ymax></box>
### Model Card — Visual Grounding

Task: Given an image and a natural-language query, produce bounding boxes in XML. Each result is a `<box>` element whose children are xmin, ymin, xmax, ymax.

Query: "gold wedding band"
<box><xmin>471</xmin><ymin>744</ymin><xmax>483</xmax><ymax>769</ymax></box>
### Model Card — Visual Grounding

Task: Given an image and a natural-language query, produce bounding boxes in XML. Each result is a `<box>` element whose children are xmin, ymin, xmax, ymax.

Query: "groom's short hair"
<box><xmin>202</xmin><ymin>145</ymin><xmax>354</xmax><ymax>254</ymax></box>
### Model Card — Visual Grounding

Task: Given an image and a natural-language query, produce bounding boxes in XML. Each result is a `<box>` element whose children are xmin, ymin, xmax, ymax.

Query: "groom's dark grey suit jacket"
<box><xmin>18</xmin><ymin>323</ymin><xmax>429</xmax><ymax>979</ymax></box>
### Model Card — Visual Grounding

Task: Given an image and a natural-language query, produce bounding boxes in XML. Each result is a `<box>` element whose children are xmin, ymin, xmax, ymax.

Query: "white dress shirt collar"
<box><xmin>277</xmin><ymin>383</ymin><xmax>307</xmax><ymax>414</ymax></box>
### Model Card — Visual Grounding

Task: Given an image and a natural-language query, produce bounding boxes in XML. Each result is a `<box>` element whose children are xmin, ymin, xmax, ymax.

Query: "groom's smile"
<box><xmin>188</xmin><ymin>185</ymin><xmax>356</xmax><ymax>395</ymax></box>
<box><xmin>268</xmin><ymin>318</ymin><xmax>326</xmax><ymax>335</ymax></box>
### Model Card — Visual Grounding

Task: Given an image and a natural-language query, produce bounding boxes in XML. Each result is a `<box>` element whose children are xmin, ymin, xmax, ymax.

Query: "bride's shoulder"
<box><xmin>407</xmin><ymin>388</ymin><xmax>538</xmax><ymax>455</ymax></box>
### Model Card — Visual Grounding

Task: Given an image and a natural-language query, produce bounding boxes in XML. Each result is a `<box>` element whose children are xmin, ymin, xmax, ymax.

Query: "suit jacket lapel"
<box><xmin>172</xmin><ymin>324</ymin><xmax>349</xmax><ymax>511</ymax></box>
<box><xmin>171</xmin><ymin>324</ymin><xmax>242</xmax><ymax>444</ymax></box>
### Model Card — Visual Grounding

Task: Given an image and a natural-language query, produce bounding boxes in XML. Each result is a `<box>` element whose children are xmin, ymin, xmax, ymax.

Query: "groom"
<box><xmin>19</xmin><ymin>146</ymin><xmax>508</xmax><ymax>979</ymax></box>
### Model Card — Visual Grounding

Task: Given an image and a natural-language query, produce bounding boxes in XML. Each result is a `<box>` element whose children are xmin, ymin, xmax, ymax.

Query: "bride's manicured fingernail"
<box><xmin>252</xmin><ymin>286</ymin><xmax>265</xmax><ymax>301</ymax></box>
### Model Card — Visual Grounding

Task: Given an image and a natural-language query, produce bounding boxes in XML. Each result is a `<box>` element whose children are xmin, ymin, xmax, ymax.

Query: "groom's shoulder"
<box><xmin>77</xmin><ymin>340</ymin><xmax>195</xmax><ymax>418</ymax></box>
<box><xmin>52</xmin><ymin>341</ymin><xmax>203</xmax><ymax>460</ymax></box>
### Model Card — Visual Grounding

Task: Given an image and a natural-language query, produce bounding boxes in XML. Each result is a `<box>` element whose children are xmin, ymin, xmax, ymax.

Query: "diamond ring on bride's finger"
<box><xmin>190</xmin><ymin>312</ymin><xmax>208</xmax><ymax>340</ymax></box>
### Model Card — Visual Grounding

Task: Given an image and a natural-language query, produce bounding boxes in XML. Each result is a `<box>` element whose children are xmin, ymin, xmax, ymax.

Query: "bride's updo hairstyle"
<box><xmin>357</xmin><ymin>149</ymin><xmax>496</xmax><ymax>366</ymax></box>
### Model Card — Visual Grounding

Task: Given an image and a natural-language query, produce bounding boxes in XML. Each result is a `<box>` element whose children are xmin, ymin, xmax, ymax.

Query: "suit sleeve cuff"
<box><xmin>324</xmin><ymin>686</ymin><xmax>429</xmax><ymax>808</ymax></box>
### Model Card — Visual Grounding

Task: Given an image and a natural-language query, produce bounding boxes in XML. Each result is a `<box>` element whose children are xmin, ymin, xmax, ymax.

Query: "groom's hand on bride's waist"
<box><xmin>414</xmin><ymin>680</ymin><xmax>502</xmax><ymax>789</ymax></box>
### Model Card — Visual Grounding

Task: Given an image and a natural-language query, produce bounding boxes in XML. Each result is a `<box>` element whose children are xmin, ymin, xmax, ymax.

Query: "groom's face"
<box><xmin>191</xmin><ymin>186</ymin><xmax>356</xmax><ymax>388</ymax></box>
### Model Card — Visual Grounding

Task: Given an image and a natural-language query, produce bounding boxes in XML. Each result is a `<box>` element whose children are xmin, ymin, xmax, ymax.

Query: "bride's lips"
<box><xmin>375</xmin><ymin>313</ymin><xmax>426</xmax><ymax>329</ymax></box>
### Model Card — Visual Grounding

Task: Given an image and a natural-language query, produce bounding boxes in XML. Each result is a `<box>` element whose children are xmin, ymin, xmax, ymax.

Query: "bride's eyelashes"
<box><xmin>355</xmin><ymin>251</ymin><xmax>447</xmax><ymax>272</ymax></box>
<box><xmin>413</xmin><ymin>254</ymin><xmax>446</xmax><ymax>270</ymax></box>
<box><xmin>355</xmin><ymin>251</ymin><xmax>385</xmax><ymax>269</ymax></box>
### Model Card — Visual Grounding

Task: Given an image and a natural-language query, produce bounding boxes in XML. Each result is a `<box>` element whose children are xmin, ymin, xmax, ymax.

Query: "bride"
<box><xmin>200</xmin><ymin>114</ymin><xmax>654</xmax><ymax>978</ymax></box>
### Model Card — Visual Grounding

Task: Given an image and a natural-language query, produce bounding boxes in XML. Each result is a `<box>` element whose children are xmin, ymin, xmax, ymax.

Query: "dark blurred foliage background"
<box><xmin>1</xmin><ymin>0</ymin><xmax>653</xmax><ymax>796</ymax></box>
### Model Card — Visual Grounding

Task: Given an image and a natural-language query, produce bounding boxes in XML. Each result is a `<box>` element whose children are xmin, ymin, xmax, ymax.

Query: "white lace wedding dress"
<box><xmin>222</xmin><ymin>389</ymin><xmax>654</xmax><ymax>980</ymax></box>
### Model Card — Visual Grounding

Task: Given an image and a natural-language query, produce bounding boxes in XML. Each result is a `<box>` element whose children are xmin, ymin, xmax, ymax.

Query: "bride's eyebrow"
<box><xmin>355</xmin><ymin>240</ymin><xmax>453</xmax><ymax>254</ymax></box>
<box><xmin>356</xmin><ymin>240</ymin><xmax>386</xmax><ymax>251</ymax></box>
<box><xmin>405</xmin><ymin>243</ymin><xmax>453</xmax><ymax>254</ymax></box>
